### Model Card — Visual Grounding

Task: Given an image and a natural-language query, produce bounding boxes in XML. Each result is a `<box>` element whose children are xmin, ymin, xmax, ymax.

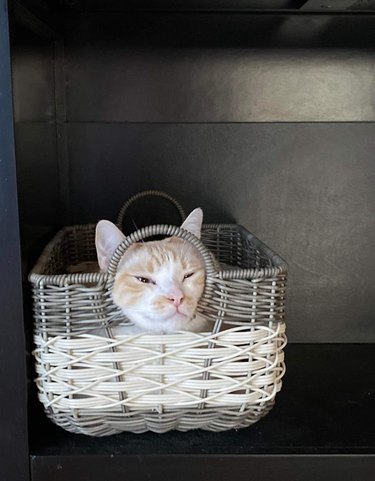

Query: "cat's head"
<box><xmin>95</xmin><ymin>209</ymin><xmax>205</xmax><ymax>332</ymax></box>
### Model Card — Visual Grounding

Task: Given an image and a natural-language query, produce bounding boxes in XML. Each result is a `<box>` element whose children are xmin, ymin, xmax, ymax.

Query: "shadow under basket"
<box><xmin>29</xmin><ymin>223</ymin><xmax>287</xmax><ymax>436</ymax></box>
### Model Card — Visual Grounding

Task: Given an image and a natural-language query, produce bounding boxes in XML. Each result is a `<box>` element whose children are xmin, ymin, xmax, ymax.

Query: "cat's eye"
<box><xmin>183</xmin><ymin>272</ymin><xmax>194</xmax><ymax>280</ymax></box>
<box><xmin>135</xmin><ymin>276</ymin><xmax>155</xmax><ymax>285</ymax></box>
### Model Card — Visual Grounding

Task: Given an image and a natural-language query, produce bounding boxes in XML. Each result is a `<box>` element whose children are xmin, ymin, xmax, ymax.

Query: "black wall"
<box><xmin>11</xmin><ymin>25</ymin><xmax>61</xmax><ymax>267</ymax></box>
<box><xmin>62</xmin><ymin>14</ymin><xmax>375</xmax><ymax>342</ymax></box>
<box><xmin>68</xmin><ymin>123</ymin><xmax>375</xmax><ymax>342</ymax></box>
<box><xmin>9</xmin><ymin>12</ymin><xmax>375</xmax><ymax>342</ymax></box>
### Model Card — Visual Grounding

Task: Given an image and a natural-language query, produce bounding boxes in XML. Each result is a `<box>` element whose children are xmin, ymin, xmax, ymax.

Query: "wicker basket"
<box><xmin>29</xmin><ymin>191</ymin><xmax>288</xmax><ymax>436</ymax></box>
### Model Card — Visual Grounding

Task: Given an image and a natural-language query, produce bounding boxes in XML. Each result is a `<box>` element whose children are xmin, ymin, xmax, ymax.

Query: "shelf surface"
<box><xmin>17</xmin><ymin>0</ymin><xmax>375</xmax><ymax>14</ymax></box>
<box><xmin>30</xmin><ymin>343</ymin><xmax>375</xmax><ymax>456</ymax></box>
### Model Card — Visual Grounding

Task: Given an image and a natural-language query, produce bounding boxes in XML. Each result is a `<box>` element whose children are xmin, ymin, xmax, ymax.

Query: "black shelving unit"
<box><xmin>1</xmin><ymin>1</ymin><xmax>375</xmax><ymax>480</ymax></box>
<box><xmin>30</xmin><ymin>345</ymin><xmax>375</xmax><ymax>480</ymax></box>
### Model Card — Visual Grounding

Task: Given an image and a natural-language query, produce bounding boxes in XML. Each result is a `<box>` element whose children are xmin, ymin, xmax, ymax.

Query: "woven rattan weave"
<box><xmin>30</xmin><ymin>192</ymin><xmax>287</xmax><ymax>436</ymax></box>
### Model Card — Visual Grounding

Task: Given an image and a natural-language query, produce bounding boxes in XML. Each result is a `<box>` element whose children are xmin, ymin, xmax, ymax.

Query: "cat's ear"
<box><xmin>95</xmin><ymin>220</ymin><xmax>126</xmax><ymax>271</ymax></box>
<box><xmin>181</xmin><ymin>208</ymin><xmax>203</xmax><ymax>239</ymax></box>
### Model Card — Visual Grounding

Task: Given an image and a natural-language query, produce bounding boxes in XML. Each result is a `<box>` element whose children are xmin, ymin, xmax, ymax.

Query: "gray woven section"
<box><xmin>29</xmin><ymin>223</ymin><xmax>288</xmax><ymax>435</ymax></box>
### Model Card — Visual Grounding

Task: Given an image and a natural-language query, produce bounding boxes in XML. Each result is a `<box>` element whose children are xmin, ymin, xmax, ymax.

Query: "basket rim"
<box><xmin>29</xmin><ymin>223</ymin><xmax>288</xmax><ymax>286</ymax></box>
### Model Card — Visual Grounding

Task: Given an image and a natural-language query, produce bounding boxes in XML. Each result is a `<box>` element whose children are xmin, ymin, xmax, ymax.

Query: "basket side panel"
<box><xmin>32</xmin><ymin>282</ymin><xmax>121</xmax><ymax>335</ymax></box>
<box><xmin>33</xmin><ymin>324</ymin><xmax>286</xmax><ymax>435</ymax></box>
<box><xmin>31</xmin><ymin>225</ymin><xmax>98</xmax><ymax>276</ymax></box>
<box><xmin>203</xmin><ymin>275</ymin><xmax>287</xmax><ymax>327</ymax></box>
<box><xmin>201</xmin><ymin>224</ymin><xmax>287</xmax><ymax>271</ymax></box>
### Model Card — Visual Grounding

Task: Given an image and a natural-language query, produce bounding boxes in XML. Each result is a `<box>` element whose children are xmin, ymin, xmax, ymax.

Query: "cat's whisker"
<box><xmin>131</xmin><ymin>217</ymin><xmax>145</xmax><ymax>243</ymax></box>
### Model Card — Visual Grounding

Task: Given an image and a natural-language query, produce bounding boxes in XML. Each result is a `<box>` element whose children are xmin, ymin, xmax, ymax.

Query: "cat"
<box><xmin>95</xmin><ymin>208</ymin><xmax>209</xmax><ymax>334</ymax></box>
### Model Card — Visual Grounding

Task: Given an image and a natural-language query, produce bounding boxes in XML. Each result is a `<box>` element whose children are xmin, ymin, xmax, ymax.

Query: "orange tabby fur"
<box><xmin>96</xmin><ymin>208</ymin><xmax>208</xmax><ymax>333</ymax></box>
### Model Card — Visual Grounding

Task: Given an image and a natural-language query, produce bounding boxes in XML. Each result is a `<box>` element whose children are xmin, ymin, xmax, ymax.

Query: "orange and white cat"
<box><xmin>95</xmin><ymin>209</ymin><xmax>208</xmax><ymax>333</ymax></box>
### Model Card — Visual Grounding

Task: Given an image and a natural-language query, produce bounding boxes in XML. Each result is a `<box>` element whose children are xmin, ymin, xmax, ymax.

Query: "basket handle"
<box><xmin>107</xmin><ymin>224</ymin><xmax>217</xmax><ymax>279</ymax></box>
<box><xmin>116</xmin><ymin>190</ymin><xmax>186</xmax><ymax>229</ymax></box>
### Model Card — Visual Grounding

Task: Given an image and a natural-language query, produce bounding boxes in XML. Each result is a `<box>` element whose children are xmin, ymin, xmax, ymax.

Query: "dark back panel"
<box><xmin>8</xmin><ymin>10</ymin><xmax>373</xmax><ymax>345</ymax></box>
<box><xmin>63</xmin><ymin>13</ymin><xmax>375</xmax><ymax>342</ymax></box>
<box><xmin>11</xmin><ymin>26</ymin><xmax>61</xmax><ymax>266</ymax></box>
<box><xmin>0</xmin><ymin>2</ymin><xmax>29</xmax><ymax>480</ymax></box>
<box><xmin>64</xmin><ymin>13</ymin><xmax>375</xmax><ymax>342</ymax></box>
<box><xmin>68</xmin><ymin>122</ymin><xmax>375</xmax><ymax>343</ymax></box>
<box><xmin>65</xmin><ymin>14</ymin><xmax>375</xmax><ymax>122</ymax></box>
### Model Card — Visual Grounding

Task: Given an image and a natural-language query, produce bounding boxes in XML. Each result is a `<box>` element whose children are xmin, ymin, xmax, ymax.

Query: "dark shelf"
<box><xmin>23</xmin><ymin>0</ymin><xmax>375</xmax><ymax>13</ymax></box>
<box><xmin>5</xmin><ymin>2</ymin><xmax>375</xmax><ymax>480</ymax></box>
<box><xmin>30</xmin><ymin>344</ymin><xmax>375</xmax><ymax>456</ymax></box>
<box><xmin>30</xmin><ymin>344</ymin><xmax>375</xmax><ymax>479</ymax></box>
<box><xmin>30</xmin><ymin>344</ymin><xmax>375</xmax><ymax>481</ymax></box>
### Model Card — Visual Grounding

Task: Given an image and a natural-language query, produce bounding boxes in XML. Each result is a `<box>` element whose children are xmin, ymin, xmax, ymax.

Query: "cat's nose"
<box><xmin>168</xmin><ymin>293</ymin><xmax>184</xmax><ymax>307</ymax></box>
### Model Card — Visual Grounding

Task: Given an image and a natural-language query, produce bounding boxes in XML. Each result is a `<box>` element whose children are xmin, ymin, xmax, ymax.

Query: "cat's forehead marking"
<box><xmin>121</xmin><ymin>237</ymin><xmax>202</xmax><ymax>275</ymax></box>
<box><xmin>146</xmin><ymin>260</ymin><xmax>154</xmax><ymax>273</ymax></box>
<box><xmin>145</xmin><ymin>241</ymin><xmax>186</xmax><ymax>264</ymax></box>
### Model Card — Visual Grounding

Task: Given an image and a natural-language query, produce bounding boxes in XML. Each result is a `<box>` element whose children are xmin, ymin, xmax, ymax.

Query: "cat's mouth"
<box><xmin>166</xmin><ymin>309</ymin><xmax>189</xmax><ymax>320</ymax></box>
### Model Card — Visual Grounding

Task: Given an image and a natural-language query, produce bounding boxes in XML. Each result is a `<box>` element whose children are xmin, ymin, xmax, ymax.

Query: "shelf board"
<box><xmin>29</xmin><ymin>344</ymin><xmax>375</xmax><ymax>479</ymax></box>
<box><xmin>33</xmin><ymin>0</ymin><xmax>375</xmax><ymax>13</ymax></box>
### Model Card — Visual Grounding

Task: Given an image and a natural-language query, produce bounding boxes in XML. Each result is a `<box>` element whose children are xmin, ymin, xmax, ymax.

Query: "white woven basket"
<box><xmin>30</xmin><ymin>192</ymin><xmax>288</xmax><ymax>436</ymax></box>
